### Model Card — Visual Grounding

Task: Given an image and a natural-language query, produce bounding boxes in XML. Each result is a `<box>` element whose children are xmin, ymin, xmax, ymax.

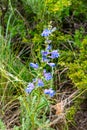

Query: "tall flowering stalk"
<box><xmin>25</xmin><ymin>24</ymin><xmax>59</xmax><ymax>97</ymax></box>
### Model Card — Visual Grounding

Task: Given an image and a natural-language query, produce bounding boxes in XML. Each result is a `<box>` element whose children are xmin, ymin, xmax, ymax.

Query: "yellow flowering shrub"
<box><xmin>46</xmin><ymin>0</ymin><xmax>71</xmax><ymax>13</ymax></box>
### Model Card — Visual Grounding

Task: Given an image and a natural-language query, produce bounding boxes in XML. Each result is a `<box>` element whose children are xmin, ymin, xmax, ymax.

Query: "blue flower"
<box><xmin>47</xmin><ymin>63</ymin><xmax>55</xmax><ymax>67</ymax></box>
<box><xmin>43</xmin><ymin>69</ymin><xmax>46</xmax><ymax>74</ymax></box>
<box><xmin>41</xmin><ymin>50</ymin><xmax>49</xmax><ymax>56</ymax></box>
<box><xmin>44</xmin><ymin>71</ymin><xmax>52</xmax><ymax>80</ymax></box>
<box><xmin>46</xmin><ymin>44</ymin><xmax>52</xmax><ymax>51</ymax></box>
<box><xmin>41</xmin><ymin>29</ymin><xmax>52</xmax><ymax>37</ymax></box>
<box><xmin>38</xmin><ymin>79</ymin><xmax>44</xmax><ymax>87</ymax></box>
<box><xmin>25</xmin><ymin>83</ymin><xmax>35</xmax><ymax>93</ymax></box>
<box><xmin>44</xmin><ymin>88</ymin><xmax>55</xmax><ymax>97</ymax></box>
<box><xmin>50</xmin><ymin>50</ymin><xmax>59</xmax><ymax>59</ymax></box>
<box><xmin>30</xmin><ymin>63</ymin><xmax>39</xmax><ymax>69</ymax></box>
<box><xmin>41</xmin><ymin>50</ymin><xmax>49</xmax><ymax>62</ymax></box>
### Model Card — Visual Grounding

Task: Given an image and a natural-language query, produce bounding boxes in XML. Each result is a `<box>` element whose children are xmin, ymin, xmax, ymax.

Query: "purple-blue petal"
<box><xmin>25</xmin><ymin>83</ymin><xmax>35</xmax><ymax>93</ymax></box>
<box><xmin>50</xmin><ymin>50</ymin><xmax>59</xmax><ymax>59</ymax></box>
<box><xmin>41</xmin><ymin>50</ymin><xmax>49</xmax><ymax>56</ymax></box>
<box><xmin>41</xmin><ymin>29</ymin><xmax>52</xmax><ymax>37</ymax></box>
<box><xmin>37</xmin><ymin>79</ymin><xmax>44</xmax><ymax>87</ymax></box>
<box><xmin>47</xmin><ymin>63</ymin><xmax>55</xmax><ymax>67</ymax></box>
<box><xmin>30</xmin><ymin>63</ymin><xmax>39</xmax><ymax>69</ymax></box>
<box><xmin>43</xmin><ymin>69</ymin><xmax>46</xmax><ymax>74</ymax></box>
<box><xmin>46</xmin><ymin>44</ymin><xmax>52</xmax><ymax>51</ymax></box>
<box><xmin>44</xmin><ymin>72</ymin><xmax>52</xmax><ymax>80</ymax></box>
<box><xmin>44</xmin><ymin>88</ymin><xmax>55</xmax><ymax>97</ymax></box>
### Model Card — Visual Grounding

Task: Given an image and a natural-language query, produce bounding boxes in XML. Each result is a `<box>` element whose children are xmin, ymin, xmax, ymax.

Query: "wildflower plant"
<box><xmin>22</xmin><ymin>24</ymin><xmax>60</xmax><ymax>129</ymax></box>
<box><xmin>25</xmin><ymin>24</ymin><xmax>59</xmax><ymax>97</ymax></box>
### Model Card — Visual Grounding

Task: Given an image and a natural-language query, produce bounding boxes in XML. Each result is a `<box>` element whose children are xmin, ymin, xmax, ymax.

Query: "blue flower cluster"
<box><xmin>41</xmin><ymin>27</ymin><xmax>56</xmax><ymax>37</ymax></box>
<box><xmin>25</xmin><ymin>26</ymin><xmax>59</xmax><ymax>97</ymax></box>
<box><xmin>41</xmin><ymin>48</ymin><xmax>59</xmax><ymax>63</ymax></box>
<box><xmin>44</xmin><ymin>88</ymin><xmax>55</xmax><ymax>97</ymax></box>
<box><xmin>41</xmin><ymin>28</ymin><xmax>59</xmax><ymax>66</ymax></box>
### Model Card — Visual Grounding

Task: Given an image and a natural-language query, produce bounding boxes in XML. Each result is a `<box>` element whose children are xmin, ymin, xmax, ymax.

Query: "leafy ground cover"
<box><xmin>0</xmin><ymin>0</ymin><xmax>87</xmax><ymax>130</ymax></box>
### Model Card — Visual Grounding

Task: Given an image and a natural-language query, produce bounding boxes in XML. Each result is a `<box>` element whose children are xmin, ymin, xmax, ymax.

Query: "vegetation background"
<box><xmin>0</xmin><ymin>0</ymin><xmax>87</xmax><ymax>130</ymax></box>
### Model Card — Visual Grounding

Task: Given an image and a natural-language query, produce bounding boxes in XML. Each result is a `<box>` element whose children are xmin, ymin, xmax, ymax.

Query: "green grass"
<box><xmin>0</xmin><ymin>15</ymin><xmax>55</xmax><ymax>130</ymax></box>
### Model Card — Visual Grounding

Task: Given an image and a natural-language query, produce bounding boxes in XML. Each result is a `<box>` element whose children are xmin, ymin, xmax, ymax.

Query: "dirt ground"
<box><xmin>69</xmin><ymin>99</ymin><xmax>87</xmax><ymax>130</ymax></box>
